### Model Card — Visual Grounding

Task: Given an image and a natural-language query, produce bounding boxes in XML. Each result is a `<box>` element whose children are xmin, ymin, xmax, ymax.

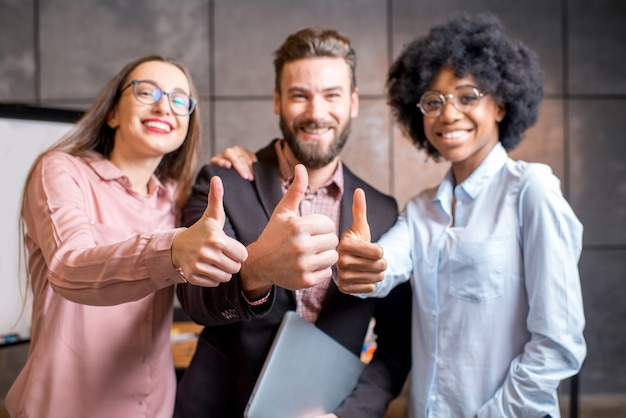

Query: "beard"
<box><xmin>279</xmin><ymin>112</ymin><xmax>351</xmax><ymax>169</ymax></box>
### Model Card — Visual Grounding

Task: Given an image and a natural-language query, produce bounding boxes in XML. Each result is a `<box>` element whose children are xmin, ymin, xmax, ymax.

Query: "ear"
<box><xmin>496</xmin><ymin>102</ymin><xmax>506</xmax><ymax>123</ymax></box>
<box><xmin>107</xmin><ymin>108</ymin><xmax>119</xmax><ymax>129</ymax></box>
<box><xmin>350</xmin><ymin>87</ymin><xmax>359</xmax><ymax>118</ymax></box>
<box><xmin>273</xmin><ymin>89</ymin><xmax>281</xmax><ymax>116</ymax></box>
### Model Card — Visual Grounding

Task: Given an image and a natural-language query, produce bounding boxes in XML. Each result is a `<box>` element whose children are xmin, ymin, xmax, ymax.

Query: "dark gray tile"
<box><xmin>568</xmin><ymin>0</ymin><xmax>626</xmax><ymax>95</ymax></box>
<box><xmin>578</xmin><ymin>249</ymin><xmax>626</xmax><ymax>393</ymax></box>
<box><xmin>214</xmin><ymin>0</ymin><xmax>387</xmax><ymax>97</ymax></box>
<box><xmin>509</xmin><ymin>98</ymin><xmax>565</xmax><ymax>186</ymax></box>
<box><xmin>196</xmin><ymin>99</ymin><xmax>212</xmax><ymax>166</ymax></box>
<box><xmin>391</xmin><ymin>0</ymin><xmax>563</xmax><ymax>95</ymax></box>
<box><xmin>393</xmin><ymin>128</ymin><xmax>449</xmax><ymax>209</ymax></box>
<box><xmin>213</xmin><ymin>99</ymin><xmax>281</xmax><ymax>159</ymax></box>
<box><xmin>39</xmin><ymin>0</ymin><xmax>210</xmax><ymax>101</ymax></box>
<box><xmin>342</xmin><ymin>99</ymin><xmax>391</xmax><ymax>195</ymax></box>
<box><xmin>569</xmin><ymin>99</ymin><xmax>626</xmax><ymax>246</ymax></box>
<box><xmin>0</xmin><ymin>0</ymin><xmax>36</xmax><ymax>101</ymax></box>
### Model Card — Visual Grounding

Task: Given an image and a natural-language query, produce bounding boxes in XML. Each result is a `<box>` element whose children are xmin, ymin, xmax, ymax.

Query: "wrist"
<box><xmin>241</xmin><ymin>286</ymin><xmax>273</xmax><ymax>306</ymax></box>
<box><xmin>239</xmin><ymin>257</ymin><xmax>272</xmax><ymax>300</ymax></box>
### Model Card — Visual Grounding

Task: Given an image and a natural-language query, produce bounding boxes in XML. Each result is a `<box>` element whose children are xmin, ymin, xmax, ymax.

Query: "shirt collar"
<box><xmin>83</xmin><ymin>153</ymin><xmax>166</xmax><ymax>195</ymax></box>
<box><xmin>435</xmin><ymin>142</ymin><xmax>508</xmax><ymax>202</ymax></box>
<box><xmin>274</xmin><ymin>139</ymin><xmax>344</xmax><ymax>196</ymax></box>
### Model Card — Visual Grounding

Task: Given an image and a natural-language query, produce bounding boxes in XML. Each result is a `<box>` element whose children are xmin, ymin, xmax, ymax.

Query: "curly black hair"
<box><xmin>387</xmin><ymin>12</ymin><xmax>544</xmax><ymax>159</ymax></box>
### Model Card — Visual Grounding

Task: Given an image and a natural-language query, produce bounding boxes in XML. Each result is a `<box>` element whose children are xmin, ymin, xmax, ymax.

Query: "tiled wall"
<box><xmin>1</xmin><ymin>0</ymin><xmax>625</xmax><ymax>401</ymax></box>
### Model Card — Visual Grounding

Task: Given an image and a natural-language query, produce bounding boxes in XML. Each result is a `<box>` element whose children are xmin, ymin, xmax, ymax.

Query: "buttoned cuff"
<box><xmin>145</xmin><ymin>228</ymin><xmax>188</xmax><ymax>288</ymax></box>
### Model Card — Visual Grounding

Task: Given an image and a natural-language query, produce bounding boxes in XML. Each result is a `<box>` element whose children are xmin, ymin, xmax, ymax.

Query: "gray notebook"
<box><xmin>244</xmin><ymin>310</ymin><xmax>367</xmax><ymax>418</ymax></box>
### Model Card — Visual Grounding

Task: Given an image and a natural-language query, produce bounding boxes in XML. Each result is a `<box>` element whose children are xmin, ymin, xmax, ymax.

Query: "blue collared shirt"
<box><xmin>371</xmin><ymin>143</ymin><xmax>586</xmax><ymax>418</ymax></box>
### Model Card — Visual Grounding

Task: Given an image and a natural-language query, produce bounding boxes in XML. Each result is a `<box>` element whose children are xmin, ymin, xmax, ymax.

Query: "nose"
<box><xmin>153</xmin><ymin>92</ymin><xmax>171</xmax><ymax>114</ymax></box>
<box><xmin>304</xmin><ymin>94</ymin><xmax>326</xmax><ymax>121</ymax></box>
<box><xmin>439</xmin><ymin>96</ymin><xmax>463</xmax><ymax>120</ymax></box>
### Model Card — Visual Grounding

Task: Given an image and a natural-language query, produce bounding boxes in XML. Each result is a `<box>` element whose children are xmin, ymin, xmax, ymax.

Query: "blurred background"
<box><xmin>1</xmin><ymin>0</ymin><xmax>625</xmax><ymax>416</ymax></box>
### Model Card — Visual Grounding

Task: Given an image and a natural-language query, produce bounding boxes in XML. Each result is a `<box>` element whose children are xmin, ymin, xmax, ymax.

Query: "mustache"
<box><xmin>294</xmin><ymin>119</ymin><xmax>336</xmax><ymax>130</ymax></box>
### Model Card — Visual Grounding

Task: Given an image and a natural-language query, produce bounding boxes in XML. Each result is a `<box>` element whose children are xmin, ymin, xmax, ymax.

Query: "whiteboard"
<box><xmin>0</xmin><ymin>105</ymin><xmax>81</xmax><ymax>342</ymax></box>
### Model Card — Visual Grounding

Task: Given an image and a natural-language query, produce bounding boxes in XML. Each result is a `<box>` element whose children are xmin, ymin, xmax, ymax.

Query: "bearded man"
<box><xmin>174</xmin><ymin>27</ymin><xmax>412</xmax><ymax>418</ymax></box>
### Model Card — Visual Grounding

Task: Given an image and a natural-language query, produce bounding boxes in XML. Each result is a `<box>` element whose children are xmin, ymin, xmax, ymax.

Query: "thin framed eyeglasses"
<box><xmin>417</xmin><ymin>85</ymin><xmax>485</xmax><ymax>118</ymax></box>
<box><xmin>121</xmin><ymin>80</ymin><xmax>198</xmax><ymax>116</ymax></box>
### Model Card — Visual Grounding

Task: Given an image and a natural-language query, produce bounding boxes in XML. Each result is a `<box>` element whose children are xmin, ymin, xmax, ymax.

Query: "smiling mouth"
<box><xmin>144</xmin><ymin>121</ymin><xmax>172</xmax><ymax>133</ymax></box>
<box><xmin>440</xmin><ymin>130</ymin><xmax>468</xmax><ymax>139</ymax></box>
<box><xmin>301</xmin><ymin>126</ymin><xmax>331</xmax><ymax>135</ymax></box>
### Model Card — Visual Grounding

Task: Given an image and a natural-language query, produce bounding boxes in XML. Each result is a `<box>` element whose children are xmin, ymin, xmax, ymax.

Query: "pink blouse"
<box><xmin>6</xmin><ymin>151</ymin><xmax>187</xmax><ymax>418</ymax></box>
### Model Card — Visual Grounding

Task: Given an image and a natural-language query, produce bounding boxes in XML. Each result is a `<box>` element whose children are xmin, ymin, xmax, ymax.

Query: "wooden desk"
<box><xmin>170</xmin><ymin>321</ymin><xmax>203</xmax><ymax>369</ymax></box>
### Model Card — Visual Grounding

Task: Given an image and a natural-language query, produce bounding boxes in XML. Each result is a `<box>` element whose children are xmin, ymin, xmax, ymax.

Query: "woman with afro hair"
<box><xmin>337</xmin><ymin>12</ymin><xmax>586</xmax><ymax>418</ymax></box>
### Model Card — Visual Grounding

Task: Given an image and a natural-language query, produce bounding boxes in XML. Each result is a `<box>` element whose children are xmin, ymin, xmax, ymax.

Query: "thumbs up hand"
<box><xmin>171</xmin><ymin>175</ymin><xmax>248</xmax><ymax>287</ymax></box>
<box><xmin>336</xmin><ymin>188</ymin><xmax>387</xmax><ymax>294</ymax></box>
<box><xmin>239</xmin><ymin>164</ymin><xmax>339</xmax><ymax>297</ymax></box>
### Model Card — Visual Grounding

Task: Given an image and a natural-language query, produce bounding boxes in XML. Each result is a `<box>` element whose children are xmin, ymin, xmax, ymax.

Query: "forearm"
<box><xmin>45</xmin><ymin>230</ymin><xmax>183</xmax><ymax>305</ymax></box>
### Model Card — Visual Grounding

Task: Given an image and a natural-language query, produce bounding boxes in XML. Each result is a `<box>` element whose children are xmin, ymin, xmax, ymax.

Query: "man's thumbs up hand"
<box><xmin>239</xmin><ymin>164</ymin><xmax>339</xmax><ymax>295</ymax></box>
<box><xmin>336</xmin><ymin>188</ymin><xmax>387</xmax><ymax>294</ymax></box>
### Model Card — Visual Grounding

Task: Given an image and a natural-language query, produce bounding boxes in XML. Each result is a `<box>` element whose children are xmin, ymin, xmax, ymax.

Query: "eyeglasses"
<box><xmin>417</xmin><ymin>85</ymin><xmax>485</xmax><ymax>118</ymax></box>
<box><xmin>121</xmin><ymin>80</ymin><xmax>198</xmax><ymax>116</ymax></box>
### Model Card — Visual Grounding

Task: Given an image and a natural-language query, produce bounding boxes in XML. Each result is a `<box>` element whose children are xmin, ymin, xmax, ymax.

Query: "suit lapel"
<box><xmin>253</xmin><ymin>140</ymin><xmax>285</xmax><ymax>219</ymax></box>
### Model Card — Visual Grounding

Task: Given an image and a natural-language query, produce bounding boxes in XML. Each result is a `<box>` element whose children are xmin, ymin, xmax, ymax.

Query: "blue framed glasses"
<box><xmin>121</xmin><ymin>80</ymin><xmax>198</xmax><ymax>116</ymax></box>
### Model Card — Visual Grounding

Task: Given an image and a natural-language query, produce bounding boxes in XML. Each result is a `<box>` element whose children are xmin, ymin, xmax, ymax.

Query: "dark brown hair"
<box><xmin>273</xmin><ymin>27</ymin><xmax>357</xmax><ymax>92</ymax></box>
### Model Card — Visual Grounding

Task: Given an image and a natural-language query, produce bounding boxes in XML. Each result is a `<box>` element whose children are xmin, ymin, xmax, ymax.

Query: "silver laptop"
<box><xmin>244</xmin><ymin>310</ymin><xmax>367</xmax><ymax>418</ymax></box>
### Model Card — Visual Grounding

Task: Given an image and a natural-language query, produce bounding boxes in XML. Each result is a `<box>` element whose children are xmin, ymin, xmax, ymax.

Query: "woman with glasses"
<box><xmin>336</xmin><ymin>13</ymin><xmax>586</xmax><ymax>418</ymax></box>
<box><xmin>5</xmin><ymin>55</ymin><xmax>248</xmax><ymax>418</ymax></box>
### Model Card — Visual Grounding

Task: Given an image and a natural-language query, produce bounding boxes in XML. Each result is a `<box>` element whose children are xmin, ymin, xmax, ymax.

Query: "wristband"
<box><xmin>241</xmin><ymin>287</ymin><xmax>272</xmax><ymax>306</ymax></box>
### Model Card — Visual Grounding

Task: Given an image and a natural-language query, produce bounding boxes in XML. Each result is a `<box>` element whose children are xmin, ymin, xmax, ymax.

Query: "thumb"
<box><xmin>203</xmin><ymin>175</ymin><xmax>226</xmax><ymax>228</ymax></box>
<box><xmin>274</xmin><ymin>164</ymin><xmax>308</xmax><ymax>215</ymax></box>
<box><xmin>350</xmin><ymin>188</ymin><xmax>371</xmax><ymax>242</ymax></box>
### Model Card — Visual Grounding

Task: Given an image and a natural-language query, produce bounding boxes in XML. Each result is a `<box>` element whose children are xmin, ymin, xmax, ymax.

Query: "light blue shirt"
<box><xmin>371</xmin><ymin>143</ymin><xmax>586</xmax><ymax>418</ymax></box>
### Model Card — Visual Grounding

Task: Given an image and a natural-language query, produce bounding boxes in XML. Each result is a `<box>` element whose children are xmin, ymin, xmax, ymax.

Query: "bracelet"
<box><xmin>176</xmin><ymin>267</ymin><xmax>188</xmax><ymax>283</ymax></box>
<box><xmin>241</xmin><ymin>287</ymin><xmax>272</xmax><ymax>306</ymax></box>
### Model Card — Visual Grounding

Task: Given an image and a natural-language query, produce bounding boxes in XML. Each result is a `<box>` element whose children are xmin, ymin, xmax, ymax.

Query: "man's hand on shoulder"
<box><xmin>210</xmin><ymin>145</ymin><xmax>257</xmax><ymax>181</ymax></box>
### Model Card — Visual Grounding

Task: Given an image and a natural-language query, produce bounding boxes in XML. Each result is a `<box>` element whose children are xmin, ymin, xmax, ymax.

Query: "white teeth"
<box><xmin>441</xmin><ymin>130</ymin><xmax>466</xmax><ymax>139</ymax></box>
<box><xmin>302</xmin><ymin>127</ymin><xmax>330</xmax><ymax>134</ymax></box>
<box><xmin>144</xmin><ymin>121</ymin><xmax>171</xmax><ymax>132</ymax></box>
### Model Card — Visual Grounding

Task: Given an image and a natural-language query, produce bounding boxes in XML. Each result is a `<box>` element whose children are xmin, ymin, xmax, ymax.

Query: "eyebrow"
<box><xmin>286</xmin><ymin>85</ymin><xmax>345</xmax><ymax>94</ymax></box>
<box><xmin>140</xmin><ymin>79</ymin><xmax>190</xmax><ymax>95</ymax></box>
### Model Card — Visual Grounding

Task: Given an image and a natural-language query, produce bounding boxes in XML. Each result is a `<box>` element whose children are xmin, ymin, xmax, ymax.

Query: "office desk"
<box><xmin>171</xmin><ymin>321</ymin><xmax>203</xmax><ymax>370</ymax></box>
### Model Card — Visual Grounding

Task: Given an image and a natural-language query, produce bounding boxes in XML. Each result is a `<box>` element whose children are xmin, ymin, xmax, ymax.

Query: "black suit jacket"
<box><xmin>175</xmin><ymin>140</ymin><xmax>411</xmax><ymax>418</ymax></box>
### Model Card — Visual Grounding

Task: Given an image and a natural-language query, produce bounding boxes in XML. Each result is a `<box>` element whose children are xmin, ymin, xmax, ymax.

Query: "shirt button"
<box><xmin>430</xmin><ymin>395</ymin><xmax>437</xmax><ymax>401</ymax></box>
<box><xmin>431</xmin><ymin>309</ymin><xmax>436</xmax><ymax>316</ymax></box>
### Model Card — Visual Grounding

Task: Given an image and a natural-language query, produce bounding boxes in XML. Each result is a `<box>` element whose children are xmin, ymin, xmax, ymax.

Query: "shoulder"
<box><xmin>507</xmin><ymin>160</ymin><xmax>562</xmax><ymax>205</ymax></box>
<box><xmin>39</xmin><ymin>150</ymin><xmax>81</xmax><ymax>165</ymax></box>
<box><xmin>35</xmin><ymin>151</ymin><xmax>90</xmax><ymax>177</ymax></box>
